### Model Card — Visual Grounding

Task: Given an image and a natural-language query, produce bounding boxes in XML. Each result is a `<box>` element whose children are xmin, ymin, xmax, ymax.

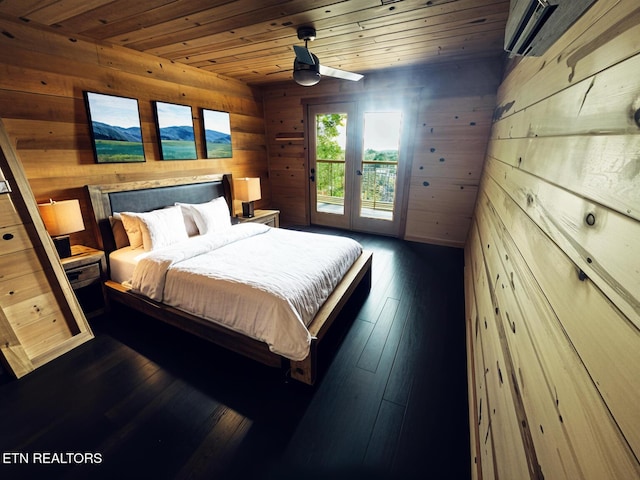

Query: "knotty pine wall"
<box><xmin>0</xmin><ymin>14</ymin><xmax>268</xmax><ymax>249</ymax></box>
<box><xmin>465</xmin><ymin>1</ymin><xmax>640</xmax><ymax>479</ymax></box>
<box><xmin>261</xmin><ymin>58</ymin><xmax>503</xmax><ymax>246</ymax></box>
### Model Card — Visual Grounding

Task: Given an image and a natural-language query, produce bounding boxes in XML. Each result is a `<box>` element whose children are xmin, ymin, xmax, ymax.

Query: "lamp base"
<box><xmin>52</xmin><ymin>235</ymin><xmax>72</xmax><ymax>258</ymax></box>
<box><xmin>241</xmin><ymin>201</ymin><xmax>255</xmax><ymax>218</ymax></box>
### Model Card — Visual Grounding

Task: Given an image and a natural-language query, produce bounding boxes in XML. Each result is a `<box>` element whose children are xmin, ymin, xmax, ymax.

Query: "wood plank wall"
<box><xmin>0</xmin><ymin>13</ymin><xmax>268</xmax><ymax>249</ymax></box>
<box><xmin>261</xmin><ymin>58</ymin><xmax>503</xmax><ymax>247</ymax></box>
<box><xmin>465</xmin><ymin>0</ymin><xmax>640</xmax><ymax>478</ymax></box>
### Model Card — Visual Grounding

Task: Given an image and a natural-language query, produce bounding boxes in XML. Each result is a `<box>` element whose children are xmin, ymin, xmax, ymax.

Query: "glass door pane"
<box><xmin>308</xmin><ymin>102</ymin><xmax>355</xmax><ymax>230</ymax></box>
<box><xmin>359</xmin><ymin>111</ymin><xmax>402</xmax><ymax>221</ymax></box>
<box><xmin>315</xmin><ymin>113</ymin><xmax>347</xmax><ymax>215</ymax></box>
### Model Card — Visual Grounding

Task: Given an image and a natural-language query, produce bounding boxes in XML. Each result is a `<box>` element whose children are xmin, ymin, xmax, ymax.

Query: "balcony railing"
<box><xmin>316</xmin><ymin>159</ymin><xmax>396</xmax><ymax>217</ymax></box>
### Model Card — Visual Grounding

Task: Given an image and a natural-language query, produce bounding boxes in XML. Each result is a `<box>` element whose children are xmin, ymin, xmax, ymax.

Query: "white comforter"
<box><xmin>130</xmin><ymin>223</ymin><xmax>362</xmax><ymax>361</ymax></box>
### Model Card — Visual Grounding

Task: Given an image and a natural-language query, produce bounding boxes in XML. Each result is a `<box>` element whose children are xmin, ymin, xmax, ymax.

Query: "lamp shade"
<box><xmin>234</xmin><ymin>177</ymin><xmax>261</xmax><ymax>202</ymax></box>
<box><xmin>38</xmin><ymin>199</ymin><xmax>85</xmax><ymax>236</ymax></box>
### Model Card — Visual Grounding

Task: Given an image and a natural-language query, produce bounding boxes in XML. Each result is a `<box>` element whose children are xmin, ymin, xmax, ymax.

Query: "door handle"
<box><xmin>356</xmin><ymin>170</ymin><xmax>362</xmax><ymax>176</ymax></box>
<box><xmin>310</xmin><ymin>168</ymin><xmax>315</xmax><ymax>182</ymax></box>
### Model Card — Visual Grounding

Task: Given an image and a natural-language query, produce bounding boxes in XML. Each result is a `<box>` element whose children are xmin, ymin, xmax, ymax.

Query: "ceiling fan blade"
<box><xmin>319</xmin><ymin>64</ymin><xmax>363</xmax><ymax>82</ymax></box>
<box><xmin>293</xmin><ymin>45</ymin><xmax>315</xmax><ymax>65</ymax></box>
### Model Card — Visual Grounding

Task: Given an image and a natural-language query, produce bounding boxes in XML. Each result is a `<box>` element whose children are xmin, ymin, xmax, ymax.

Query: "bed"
<box><xmin>86</xmin><ymin>174</ymin><xmax>372</xmax><ymax>385</ymax></box>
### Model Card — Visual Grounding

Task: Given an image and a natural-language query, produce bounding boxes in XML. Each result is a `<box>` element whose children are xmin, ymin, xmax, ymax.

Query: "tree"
<box><xmin>316</xmin><ymin>113</ymin><xmax>346</xmax><ymax>160</ymax></box>
<box><xmin>316</xmin><ymin>114</ymin><xmax>347</xmax><ymax>197</ymax></box>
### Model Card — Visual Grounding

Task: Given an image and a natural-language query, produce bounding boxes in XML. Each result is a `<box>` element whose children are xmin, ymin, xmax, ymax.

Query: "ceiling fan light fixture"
<box><xmin>293</xmin><ymin>58</ymin><xmax>321</xmax><ymax>86</ymax></box>
<box><xmin>294</xmin><ymin>69</ymin><xmax>320</xmax><ymax>86</ymax></box>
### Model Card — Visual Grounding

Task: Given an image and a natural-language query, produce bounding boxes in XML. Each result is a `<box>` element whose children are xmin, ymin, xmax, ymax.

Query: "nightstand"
<box><xmin>236</xmin><ymin>209</ymin><xmax>280</xmax><ymax>228</ymax></box>
<box><xmin>61</xmin><ymin>245</ymin><xmax>107</xmax><ymax>318</ymax></box>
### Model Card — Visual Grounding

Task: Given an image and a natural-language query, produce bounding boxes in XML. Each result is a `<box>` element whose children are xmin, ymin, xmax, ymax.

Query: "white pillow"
<box><xmin>119</xmin><ymin>206</ymin><xmax>188</xmax><ymax>251</ymax></box>
<box><xmin>174</xmin><ymin>203</ymin><xmax>201</xmax><ymax>236</ymax></box>
<box><xmin>188</xmin><ymin>196</ymin><xmax>231</xmax><ymax>235</ymax></box>
<box><xmin>118</xmin><ymin>212</ymin><xmax>144</xmax><ymax>249</ymax></box>
<box><xmin>134</xmin><ymin>205</ymin><xmax>189</xmax><ymax>251</ymax></box>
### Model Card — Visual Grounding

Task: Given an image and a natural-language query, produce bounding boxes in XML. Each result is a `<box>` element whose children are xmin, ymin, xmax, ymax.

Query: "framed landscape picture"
<box><xmin>84</xmin><ymin>92</ymin><xmax>145</xmax><ymax>163</ymax></box>
<box><xmin>202</xmin><ymin>109</ymin><xmax>232</xmax><ymax>158</ymax></box>
<box><xmin>153</xmin><ymin>101</ymin><xmax>197</xmax><ymax>160</ymax></box>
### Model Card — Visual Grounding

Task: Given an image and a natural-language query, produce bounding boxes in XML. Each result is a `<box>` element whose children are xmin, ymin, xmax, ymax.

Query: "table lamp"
<box><xmin>37</xmin><ymin>199</ymin><xmax>85</xmax><ymax>258</ymax></box>
<box><xmin>234</xmin><ymin>177</ymin><xmax>261</xmax><ymax>218</ymax></box>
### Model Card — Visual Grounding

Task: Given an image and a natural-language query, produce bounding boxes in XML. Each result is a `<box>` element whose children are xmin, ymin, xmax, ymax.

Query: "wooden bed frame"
<box><xmin>85</xmin><ymin>173</ymin><xmax>372</xmax><ymax>385</ymax></box>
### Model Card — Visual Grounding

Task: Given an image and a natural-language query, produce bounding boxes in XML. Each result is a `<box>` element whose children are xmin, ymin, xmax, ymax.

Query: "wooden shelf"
<box><xmin>275</xmin><ymin>132</ymin><xmax>304</xmax><ymax>141</ymax></box>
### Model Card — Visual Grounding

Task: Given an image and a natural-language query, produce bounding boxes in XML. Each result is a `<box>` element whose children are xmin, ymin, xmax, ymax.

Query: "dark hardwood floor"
<box><xmin>0</xmin><ymin>227</ymin><xmax>469</xmax><ymax>480</ymax></box>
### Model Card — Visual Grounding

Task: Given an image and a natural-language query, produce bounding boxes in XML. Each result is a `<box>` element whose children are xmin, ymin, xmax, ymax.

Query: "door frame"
<box><xmin>304</xmin><ymin>95</ymin><xmax>416</xmax><ymax>237</ymax></box>
<box><xmin>307</xmin><ymin>101</ymin><xmax>357</xmax><ymax>230</ymax></box>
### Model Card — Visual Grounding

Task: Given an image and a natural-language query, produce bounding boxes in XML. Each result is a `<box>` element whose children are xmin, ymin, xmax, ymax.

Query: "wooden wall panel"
<box><xmin>486</xmin><ymin>135</ymin><xmax>640</xmax><ymax>221</ymax></box>
<box><xmin>412</xmin><ymin>138</ymin><xmax>488</xmax><ymax>182</ymax></box>
<box><xmin>484</xmin><ymin>157</ymin><xmax>640</xmax><ymax>325</ymax></box>
<box><xmin>465</xmin><ymin>234</ymin><xmax>491</xmax><ymax>480</ymax></box>
<box><xmin>465</xmin><ymin>0</ymin><xmax>640</xmax><ymax>478</ymax></box>
<box><xmin>476</xmin><ymin>187</ymin><xmax>640</xmax><ymax>478</ymax></box>
<box><xmin>261</xmin><ymin>59</ymin><xmax>502</xmax><ymax>243</ymax></box>
<box><xmin>0</xmin><ymin>14</ymin><xmax>268</xmax><ymax>249</ymax></box>
<box><xmin>467</xmin><ymin>220</ymin><xmax>532</xmax><ymax>479</ymax></box>
<box><xmin>463</xmin><ymin>259</ymin><xmax>481</xmax><ymax>480</ymax></box>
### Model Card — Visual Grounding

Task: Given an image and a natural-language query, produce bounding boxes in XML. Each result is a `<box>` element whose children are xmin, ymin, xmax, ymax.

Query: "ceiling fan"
<box><xmin>292</xmin><ymin>26</ymin><xmax>364</xmax><ymax>86</ymax></box>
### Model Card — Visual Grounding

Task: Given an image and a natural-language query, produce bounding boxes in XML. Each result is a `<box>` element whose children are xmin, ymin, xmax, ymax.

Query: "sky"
<box><xmin>203</xmin><ymin>109</ymin><xmax>231</xmax><ymax>134</ymax></box>
<box><xmin>86</xmin><ymin>92</ymin><xmax>142</xmax><ymax>128</ymax></box>
<box><xmin>86</xmin><ymin>92</ymin><xmax>231</xmax><ymax>134</ymax></box>
<box><xmin>155</xmin><ymin>102</ymin><xmax>193</xmax><ymax>128</ymax></box>
<box><xmin>333</xmin><ymin>111</ymin><xmax>403</xmax><ymax>151</ymax></box>
<box><xmin>363</xmin><ymin>111</ymin><xmax>402</xmax><ymax>150</ymax></box>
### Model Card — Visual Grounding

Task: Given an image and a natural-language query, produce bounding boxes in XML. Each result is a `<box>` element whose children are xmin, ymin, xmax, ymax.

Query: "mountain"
<box><xmin>158</xmin><ymin>125</ymin><xmax>195</xmax><ymax>141</ymax></box>
<box><xmin>91</xmin><ymin>122</ymin><xmax>142</xmax><ymax>142</ymax></box>
<box><xmin>92</xmin><ymin>121</ymin><xmax>230</xmax><ymax>144</ymax></box>
<box><xmin>159</xmin><ymin>126</ymin><xmax>230</xmax><ymax>142</ymax></box>
<box><xmin>204</xmin><ymin>129</ymin><xmax>231</xmax><ymax>144</ymax></box>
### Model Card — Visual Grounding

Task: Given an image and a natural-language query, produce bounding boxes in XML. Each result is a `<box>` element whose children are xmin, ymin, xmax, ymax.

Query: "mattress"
<box><xmin>129</xmin><ymin>223</ymin><xmax>363</xmax><ymax>361</ymax></box>
<box><xmin>109</xmin><ymin>246</ymin><xmax>150</xmax><ymax>285</ymax></box>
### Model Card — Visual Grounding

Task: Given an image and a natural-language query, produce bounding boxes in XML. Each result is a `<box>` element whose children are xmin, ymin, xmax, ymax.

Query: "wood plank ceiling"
<box><xmin>0</xmin><ymin>0</ymin><xmax>511</xmax><ymax>85</ymax></box>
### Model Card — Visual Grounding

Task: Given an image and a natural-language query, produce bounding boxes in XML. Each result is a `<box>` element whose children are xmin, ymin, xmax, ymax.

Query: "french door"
<box><xmin>308</xmin><ymin>101</ymin><xmax>408</xmax><ymax>236</ymax></box>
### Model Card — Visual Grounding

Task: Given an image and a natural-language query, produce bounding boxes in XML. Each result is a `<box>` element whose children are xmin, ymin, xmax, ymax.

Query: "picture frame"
<box><xmin>202</xmin><ymin>108</ymin><xmax>232</xmax><ymax>158</ymax></box>
<box><xmin>84</xmin><ymin>91</ymin><xmax>146</xmax><ymax>164</ymax></box>
<box><xmin>153</xmin><ymin>101</ymin><xmax>197</xmax><ymax>160</ymax></box>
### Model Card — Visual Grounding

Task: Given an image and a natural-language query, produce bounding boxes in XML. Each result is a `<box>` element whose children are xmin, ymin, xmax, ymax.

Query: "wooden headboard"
<box><xmin>85</xmin><ymin>173</ymin><xmax>233</xmax><ymax>255</ymax></box>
